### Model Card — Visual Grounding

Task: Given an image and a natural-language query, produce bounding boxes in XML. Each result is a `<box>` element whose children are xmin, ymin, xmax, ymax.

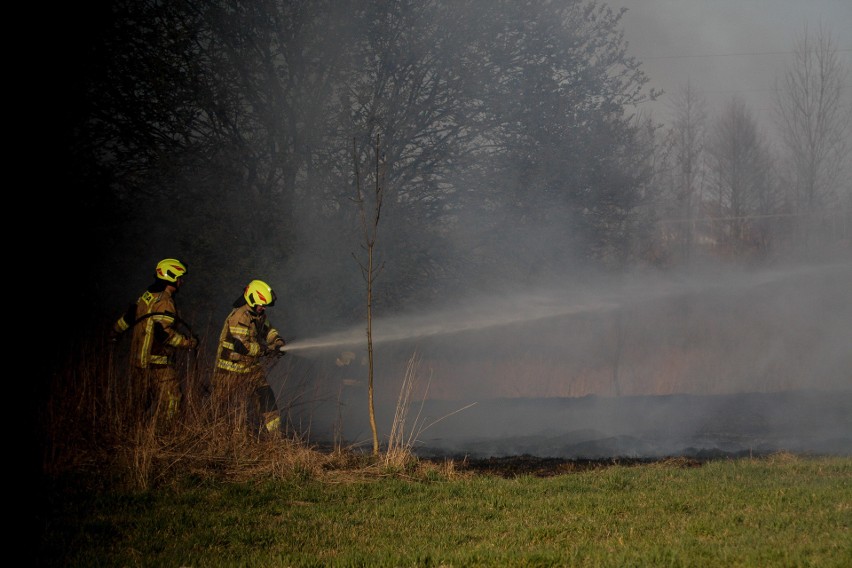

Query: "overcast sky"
<box><xmin>609</xmin><ymin>0</ymin><xmax>852</xmax><ymax>127</ymax></box>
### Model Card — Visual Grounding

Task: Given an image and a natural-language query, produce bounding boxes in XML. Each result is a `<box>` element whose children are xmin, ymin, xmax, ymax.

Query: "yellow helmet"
<box><xmin>244</xmin><ymin>279</ymin><xmax>276</xmax><ymax>307</ymax></box>
<box><xmin>156</xmin><ymin>258</ymin><xmax>187</xmax><ymax>283</ymax></box>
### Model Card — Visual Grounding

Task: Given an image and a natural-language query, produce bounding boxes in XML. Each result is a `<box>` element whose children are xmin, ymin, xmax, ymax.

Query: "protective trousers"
<box><xmin>211</xmin><ymin>370</ymin><xmax>280</xmax><ymax>435</ymax></box>
<box><xmin>129</xmin><ymin>366</ymin><xmax>182</xmax><ymax>427</ymax></box>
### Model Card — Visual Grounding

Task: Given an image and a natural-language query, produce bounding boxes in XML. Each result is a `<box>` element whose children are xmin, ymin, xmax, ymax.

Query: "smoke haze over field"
<box><xmin>276</xmin><ymin>259</ymin><xmax>852</xmax><ymax>454</ymax></box>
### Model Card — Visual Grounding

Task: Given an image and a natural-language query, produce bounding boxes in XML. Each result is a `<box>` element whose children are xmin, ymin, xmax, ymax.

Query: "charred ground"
<box><xmin>447</xmin><ymin>455</ymin><xmax>706</xmax><ymax>478</ymax></box>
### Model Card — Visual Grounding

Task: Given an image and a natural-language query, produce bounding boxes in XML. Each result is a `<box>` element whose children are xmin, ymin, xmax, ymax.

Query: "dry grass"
<box><xmin>384</xmin><ymin>351</ymin><xmax>428</xmax><ymax>471</ymax></box>
<box><xmin>762</xmin><ymin>450</ymin><xmax>800</xmax><ymax>465</ymax></box>
<box><xmin>41</xmin><ymin>339</ymin><xmax>457</xmax><ymax>491</ymax></box>
<box><xmin>380</xmin><ymin>351</ymin><xmax>476</xmax><ymax>480</ymax></box>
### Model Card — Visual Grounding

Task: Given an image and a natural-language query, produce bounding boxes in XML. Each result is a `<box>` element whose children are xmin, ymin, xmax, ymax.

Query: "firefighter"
<box><xmin>212</xmin><ymin>279</ymin><xmax>287</xmax><ymax>435</ymax></box>
<box><xmin>111</xmin><ymin>258</ymin><xmax>198</xmax><ymax>426</ymax></box>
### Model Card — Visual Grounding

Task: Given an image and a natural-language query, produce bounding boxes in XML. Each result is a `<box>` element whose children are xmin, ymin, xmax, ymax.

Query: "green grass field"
<box><xmin>37</xmin><ymin>454</ymin><xmax>852</xmax><ymax>567</ymax></box>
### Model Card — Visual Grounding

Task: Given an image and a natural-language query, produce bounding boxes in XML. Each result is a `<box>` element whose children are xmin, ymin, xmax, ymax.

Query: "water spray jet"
<box><xmin>284</xmin><ymin>260</ymin><xmax>852</xmax><ymax>356</ymax></box>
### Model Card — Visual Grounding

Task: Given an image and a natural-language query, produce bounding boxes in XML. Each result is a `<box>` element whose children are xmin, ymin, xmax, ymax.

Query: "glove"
<box><xmin>273</xmin><ymin>339</ymin><xmax>286</xmax><ymax>357</ymax></box>
<box><xmin>187</xmin><ymin>337</ymin><xmax>198</xmax><ymax>350</ymax></box>
<box><xmin>108</xmin><ymin>330</ymin><xmax>121</xmax><ymax>344</ymax></box>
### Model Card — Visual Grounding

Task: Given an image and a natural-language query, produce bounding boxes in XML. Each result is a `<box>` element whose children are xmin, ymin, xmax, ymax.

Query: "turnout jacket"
<box><xmin>215</xmin><ymin>302</ymin><xmax>284</xmax><ymax>374</ymax></box>
<box><xmin>113</xmin><ymin>286</ymin><xmax>193</xmax><ymax>369</ymax></box>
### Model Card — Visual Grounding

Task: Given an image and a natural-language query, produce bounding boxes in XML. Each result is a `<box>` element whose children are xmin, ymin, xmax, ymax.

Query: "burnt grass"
<box><xmin>448</xmin><ymin>455</ymin><xmax>705</xmax><ymax>478</ymax></box>
<box><xmin>397</xmin><ymin>390</ymin><xmax>852</xmax><ymax>469</ymax></box>
<box><xmin>320</xmin><ymin>390</ymin><xmax>852</xmax><ymax>477</ymax></box>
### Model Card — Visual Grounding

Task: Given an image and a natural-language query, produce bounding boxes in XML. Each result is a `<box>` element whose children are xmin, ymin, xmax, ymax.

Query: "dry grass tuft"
<box><xmin>416</xmin><ymin>457</ymin><xmax>469</xmax><ymax>481</ymax></box>
<box><xmin>384</xmin><ymin>352</ymin><xmax>428</xmax><ymax>465</ymax></box>
<box><xmin>764</xmin><ymin>451</ymin><xmax>800</xmax><ymax>465</ymax></box>
<box><xmin>653</xmin><ymin>456</ymin><xmax>703</xmax><ymax>469</ymax></box>
<box><xmin>40</xmin><ymin>338</ymin><xmax>358</xmax><ymax>490</ymax></box>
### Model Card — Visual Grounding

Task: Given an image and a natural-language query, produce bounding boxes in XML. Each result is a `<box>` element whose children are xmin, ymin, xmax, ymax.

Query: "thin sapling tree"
<box><xmin>352</xmin><ymin>135</ymin><xmax>386</xmax><ymax>456</ymax></box>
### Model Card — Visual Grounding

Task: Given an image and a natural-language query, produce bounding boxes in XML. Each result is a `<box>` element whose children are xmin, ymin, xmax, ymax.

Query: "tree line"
<box><xmin>651</xmin><ymin>25</ymin><xmax>850</xmax><ymax>263</ymax></box>
<box><xmin>55</xmin><ymin>1</ymin><xmax>850</xmax><ymax>341</ymax></box>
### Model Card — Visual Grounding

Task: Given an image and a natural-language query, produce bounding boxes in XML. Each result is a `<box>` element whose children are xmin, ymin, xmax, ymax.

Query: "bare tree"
<box><xmin>774</xmin><ymin>24</ymin><xmax>851</xmax><ymax>241</ymax></box>
<box><xmin>708</xmin><ymin>97</ymin><xmax>775</xmax><ymax>255</ymax></box>
<box><xmin>352</xmin><ymin>135</ymin><xmax>386</xmax><ymax>457</ymax></box>
<box><xmin>627</xmin><ymin>111</ymin><xmax>673</xmax><ymax>266</ymax></box>
<box><xmin>668</xmin><ymin>80</ymin><xmax>708</xmax><ymax>260</ymax></box>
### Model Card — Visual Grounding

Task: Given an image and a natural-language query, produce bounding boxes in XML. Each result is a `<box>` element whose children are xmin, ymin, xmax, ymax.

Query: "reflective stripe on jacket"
<box><xmin>215</xmin><ymin>303</ymin><xmax>283</xmax><ymax>374</ymax></box>
<box><xmin>113</xmin><ymin>287</ymin><xmax>192</xmax><ymax>369</ymax></box>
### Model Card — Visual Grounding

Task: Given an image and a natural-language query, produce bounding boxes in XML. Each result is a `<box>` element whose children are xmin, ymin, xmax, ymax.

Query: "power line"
<box><xmin>702</xmin><ymin>85</ymin><xmax>852</xmax><ymax>95</ymax></box>
<box><xmin>657</xmin><ymin>211</ymin><xmax>849</xmax><ymax>225</ymax></box>
<box><xmin>636</xmin><ymin>48</ymin><xmax>852</xmax><ymax>60</ymax></box>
